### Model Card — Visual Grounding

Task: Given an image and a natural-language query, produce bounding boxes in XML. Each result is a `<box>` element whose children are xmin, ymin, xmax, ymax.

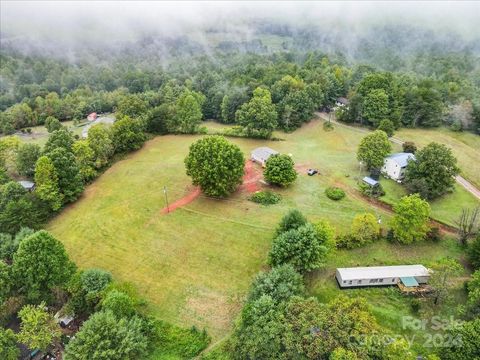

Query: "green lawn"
<box><xmin>47</xmin><ymin>119</ymin><xmax>477</xmax><ymax>350</ymax></box>
<box><xmin>11</xmin><ymin>120</ymin><xmax>87</xmax><ymax>147</ymax></box>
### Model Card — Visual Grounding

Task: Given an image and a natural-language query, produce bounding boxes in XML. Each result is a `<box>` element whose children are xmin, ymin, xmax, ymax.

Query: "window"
<box><xmin>392</xmin><ymin>278</ymin><xmax>396</xmax><ymax>283</ymax></box>
<box><xmin>358</xmin><ymin>280</ymin><xmax>362</xmax><ymax>284</ymax></box>
<box><xmin>379</xmin><ymin>279</ymin><xmax>384</xmax><ymax>283</ymax></box>
<box><xmin>348</xmin><ymin>281</ymin><xmax>352</xmax><ymax>285</ymax></box>
<box><xmin>343</xmin><ymin>281</ymin><xmax>346</xmax><ymax>284</ymax></box>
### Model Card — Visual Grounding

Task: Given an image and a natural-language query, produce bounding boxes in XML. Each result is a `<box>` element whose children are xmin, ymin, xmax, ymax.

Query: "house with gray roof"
<box><xmin>381</xmin><ymin>152</ymin><xmax>416</xmax><ymax>182</ymax></box>
<box><xmin>251</xmin><ymin>147</ymin><xmax>278</xmax><ymax>167</ymax></box>
<box><xmin>18</xmin><ymin>180</ymin><xmax>35</xmax><ymax>191</ymax></box>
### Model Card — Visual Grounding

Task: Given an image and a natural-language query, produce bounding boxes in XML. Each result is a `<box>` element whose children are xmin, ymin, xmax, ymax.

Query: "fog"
<box><xmin>1</xmin><ymin>1</ymin><xmax>479</xmax><ymax>58</ymax></box>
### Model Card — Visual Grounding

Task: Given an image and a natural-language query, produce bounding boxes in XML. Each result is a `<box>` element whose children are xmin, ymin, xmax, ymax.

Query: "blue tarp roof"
<box><xmin>400</xmin><ymin>276</ymin><xmax>419</xmax><ymax>287</ymax></box>
<box><xmin>362</xmin><ymin>176</ymin><xmax>379</xmax><ymax>186</ymax></box>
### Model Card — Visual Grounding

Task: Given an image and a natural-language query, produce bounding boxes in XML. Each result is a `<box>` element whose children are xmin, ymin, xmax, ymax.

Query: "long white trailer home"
<box><xmin>336</xmin><ymin>265</ymin><xmax>430</xmax><ymax>288</ymax></box>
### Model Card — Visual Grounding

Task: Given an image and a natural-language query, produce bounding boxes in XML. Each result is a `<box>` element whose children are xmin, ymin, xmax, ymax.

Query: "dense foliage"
<box><xmin>263</xmin><ymin>154</ymin><xmax>297</xmax><ymax>187</ymax></box>
<box><xmin>249</xmin><ymin>190</ymin><xmax>281</xmax><ymax>205</ymax></box>
<box><xmin>357</xmin><ymin>130</ymin><xmax>392</xmax><ymax>170</ymax></box>
<box><xmin>325</xmin><ymin>186</ymin><xmax>346</xmax><ymax>200</ymax></box>
<box><xmin>390</xmin><ymin>194</ymin><xmax>431</xmax><ymax>244</ymax></box>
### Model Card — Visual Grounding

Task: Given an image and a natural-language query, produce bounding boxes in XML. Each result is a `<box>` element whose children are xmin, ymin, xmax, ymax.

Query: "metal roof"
<box><xmin>251</xmin><ymin>147</ymin><xmax>278</xmax><ymax>159</ymax></box>
<box><xmin>18</xmin><ymin>180</ymin><xmax>35</xmax><ymax>189</ymax></box>
<box><xmin>337</xmin><ymin>265</ymin><xmax>429</xmax><ymax>281</ymax></box>
<box><xmin>362</xmin><ymin>176</ymin><xmax>379</xmax><ymax>186</ymax></box>
<box><xmin>385</xmin><ymin>152</ymin><xmax>416</xmax><ymax>168</ymax></box>
<box><xmin>336</xmin><ymin>97</ymin><xmax>349</xmax><ymax>105</ymax></box>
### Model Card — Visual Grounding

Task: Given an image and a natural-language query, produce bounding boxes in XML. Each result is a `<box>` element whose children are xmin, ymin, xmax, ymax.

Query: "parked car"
<box><xmin>307</xmin><ymin>169</ymin><xmax>318</xmax><ymax>176</ymax></box>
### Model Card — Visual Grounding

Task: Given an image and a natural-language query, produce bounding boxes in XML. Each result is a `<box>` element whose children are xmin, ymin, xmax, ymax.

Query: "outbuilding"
<box><xmin>251</xmin><ymin>147</ymin><xmax>278</xmax><ymax>167</ymax></box>
<box><xmin>362</xmin><ymin>176</ymin><xmax>379</xmax><ymax>187</ymax></box>
<box><xmin>18</xmin><ymin>180</ymin><xmax>35</xmax><ymax>192</ymax></box>
<box><xmin>381</xmin><ymin>152</ymin><xmax>415</xmax><ymax>182</ymax></box>
<box><xmin>336</xmin><ymin>265</ymin><xmax>430</xmax><ymax>288</ymax></box>
<box><xmin>335</xmin><ymin>97</ymin><xmax>349</xmax><ymax>107</ymax></box>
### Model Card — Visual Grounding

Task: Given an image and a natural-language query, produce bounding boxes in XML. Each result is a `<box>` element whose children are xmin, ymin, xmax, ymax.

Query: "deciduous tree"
<box><xmin>357</xmin><ymin>130</ymin><xmax>392</xmax><ymax>170</ymax></box>
<box><xmin>184</xmin><ymin>136</ymin><xmax>244</xmax><ymax>197</ymax></box>
<box><xmin>16</xmin><ymin>143</ymin><xmax>41</xmax><ymax>177</ymax></box>
<box><xmin>263</xmin><ymin>154</ymin><xmax>297</xmax><ymax>187</ymax></box>
<box><xmin>111</xmin><ymin>116</ymin><xmax>146</xmax><ymax>153</ymax></box>
<box><xmin>390</xmin><ymin>194</ymin><xmax>431</xmax><ymax>244</ymax></box>
<box><xmin>34</xmin><ymin>156</ymin><xmax>62</xmax><ymax>210</ymax></box>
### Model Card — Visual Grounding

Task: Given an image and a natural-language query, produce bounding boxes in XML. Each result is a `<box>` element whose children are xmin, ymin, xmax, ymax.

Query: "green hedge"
<box><xmin>325</xmin><ymin>187</ymin><xmax>345</xmax><ymax>201</ymax></box>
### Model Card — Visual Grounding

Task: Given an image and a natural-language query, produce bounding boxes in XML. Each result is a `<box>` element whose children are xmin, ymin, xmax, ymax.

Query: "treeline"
<box><xmin>2</xmin><ymin>49</ymin><xmax>479</xmax><ymax>135</ymax></box>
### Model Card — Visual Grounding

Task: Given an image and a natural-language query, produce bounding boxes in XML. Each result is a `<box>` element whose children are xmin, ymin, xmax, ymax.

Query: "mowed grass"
<box><xmin>12</xmin><ymin>120</ymin><xmax>86</xmax><ymax>147</ymax></box>
<box><xmin>395</xmin><ymin>127</ymin><xmax>480</xmax><ymax>188</ymax></box>
<box><xmin>47</xmin><ymin>119</ymin><xmax>478</xmax><ymax>344</ymax></box>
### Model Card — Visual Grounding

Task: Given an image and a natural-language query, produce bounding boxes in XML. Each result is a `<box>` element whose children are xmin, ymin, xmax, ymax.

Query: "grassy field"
<box><xmin>395</xmin><ymin>127</ymin><xmax>480</xmax><ymax>189</ymax></box>
<box><xmin>47</xmin><ymin>119</ymin><xmax>477</xmax><ymax>351</ymax></box>
<box><xmin>9</xmin><ymin>120</ymin><xmax>87</xmax><ymax>147</ymax></box>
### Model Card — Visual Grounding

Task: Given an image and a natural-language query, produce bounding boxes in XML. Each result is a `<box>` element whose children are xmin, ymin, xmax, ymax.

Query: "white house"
<box><xmin>251</xmin><ymin>147</ymin><xmax>278</xmax><ymax>167</ymax></box>
<box><xmin>381</xmin><ymin>152</ymin><xmax>415</xmax><ymax>181</ymax></box>
<box><xmin>336</xmin><ymin>265</ymin><xmax>430</xmax><ymax>288</ymax></box>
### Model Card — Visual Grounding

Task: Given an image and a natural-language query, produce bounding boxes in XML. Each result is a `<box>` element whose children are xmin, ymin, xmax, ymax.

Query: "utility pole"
<box><xmin>163</xmin><ymin>186</ymin><xmax>169</xmax><ymax>213</ymax></box>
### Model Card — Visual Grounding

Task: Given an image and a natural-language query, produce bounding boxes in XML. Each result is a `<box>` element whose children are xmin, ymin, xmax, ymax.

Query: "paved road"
<box><xmin>317</xmin><ymin>112</ymin><xmax>480</xmax><ymax>201</ymax></box>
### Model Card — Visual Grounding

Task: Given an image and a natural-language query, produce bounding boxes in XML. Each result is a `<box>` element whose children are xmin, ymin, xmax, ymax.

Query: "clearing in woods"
<box><xmin>47</xmin><ymin>120</ymin><xmax>478</xmax><ymax>341</ymax></box>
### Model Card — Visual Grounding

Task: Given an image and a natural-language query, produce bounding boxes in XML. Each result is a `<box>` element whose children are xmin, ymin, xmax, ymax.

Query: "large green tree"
<box><xmin>64</xmin><ymin>310</ymin><xmax>150</xmax><ymax>360</ymax></box>
<box><xmin>390</xmin><ymin>194</ymin><xmax>431</xmax><ymax>244</ymax></box>
<box><xmin>43</xmin><ymin>128</ymin><xmax>74</xmax><ymax>154</ymax></box>
<box><xmin>12</xmin><ymin>230</ymin><xmax>76</xmax><ymax>302</ymax></box>
<box><xmin>34</xmin><ymin>155</ymin><xmax>62</xmax><ymax>210</ymax></box>
<box><xmin>111</xmin><ymin>116</ymin><xmax>146</xmax><ymax>153</ymax></box>
<box><xmin>16</xmin><ymin>143</ymin><xmax>41</xmax><ymax>177</ymax></box>
<box><xmin>357</xmin><ymin>130</ymin><xmax>392</xmax><ymax>170</ymax></box>
<box><xmin>443</xmin><ymin>318</ymin><xmax>480</xmax><ymax>360</ymax></box>
<box><xmin>264</xmin><ymin>154</ymin><xmax>297</xmax><ymax>187</ymax></box>
<box><xmin>184</xmin><ymin>136</ymin><xmax>244</xmax><ymax>197</ymax></box>
<box><xmin>362</xmin><ymin>89</ymin><xmax>389</xmax><ymax>127</ymax></box>
<box><xmin>0</xmin><ymin>260</ymin><xmax>11</xmax><ymax>302</ymax></box>
<box><xmin>73</xmin><ymin>140</ymin><xmax>97</xmax><ymax>182</ymax></box>
<box><xmin>405</xmin><ymin>142</ymin><xmax>459</xmax><ymax>199</ymax></box>
<box><xmin>47</xmin><ymin>147</ymin><xmax>84</xmax><ymax>203</ymax></box>
<box><xmin>269</xmin><ymin>223</ymin><xmax>329</xmax><ymax>273</ymax></box>
<box><xmin>171</xmin><ymin>89</ymin><xmax>205</xmax><ymax>134</ymax></box>
<box><xmin>235</xmin><ymin>87</ymin><xmax>278</xmax><ymax>138</ymax></box>
<box><xmin>0</xmin><ymin>327</ymin><xmax>19</xmax><ymax>360</ymax></box>
<box><xmin>88</xmin><ymin>123</ymin><xmax>114</xmax><ymax>169</ymax></box>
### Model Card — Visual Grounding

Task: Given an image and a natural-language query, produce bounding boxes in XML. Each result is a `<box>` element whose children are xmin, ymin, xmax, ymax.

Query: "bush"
<box><xmin>410</xmin><ymin>298</ymin><xmax>421</xmax><ymax>313</ymax></box>
<box><xmin>249</xmin><ymin>190</ymin><xmax>281</xmax><ymax>205</ymax></box>
<box><xmin>377</xmin><ymin>119</ymin><xmax>395</xmax><ymax>137</ymax></box>
<box><xmin>351</xmin><ymin>213</ymin><xmax>380</xmax><ymax>244</ymax></box>
<box><xmin>323</xmin><ymin>121</ymin><xmax>334</xmax><ymax>131</ymax></box>
<box><xmin>426</xmin><ymin>227</ymin><xmax>442</xmax><ymax>242</ymax></box>
<box><xmin>325</xmin><ymin>187</ymin><xmax>345</xmax><ymax>201</ymax></box>
<box><xmin>276</xmin><ymin>209</ymin><xmax>308</xmax><ymax>235</ymax></box>
<box><xmin>402</xmin><ymin>141</ymin><xmax>417</xmax><ymax>154</ymax></box>
<box><xmin>359</xmin><ymin>181</ymin><xmax>385</xmax><ymax>198</ymax></box>
<box><xmin>264</xmin><ymin>154</ymin><xmax>297</xmax><ymax>187</ymax></box>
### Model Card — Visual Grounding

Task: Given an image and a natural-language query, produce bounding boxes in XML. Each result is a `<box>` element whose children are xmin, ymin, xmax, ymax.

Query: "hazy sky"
<box><xmin>1</xmin><ymin>1</ymin><xmax>479</xmax><ymax>44</ymax></box>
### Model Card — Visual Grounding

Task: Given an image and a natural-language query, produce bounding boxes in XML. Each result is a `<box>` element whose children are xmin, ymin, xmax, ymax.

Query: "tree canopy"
<box><xmin>357</xmin><ymin>130</ymin><xmax>392</xmax><ymax>170</ymax></box>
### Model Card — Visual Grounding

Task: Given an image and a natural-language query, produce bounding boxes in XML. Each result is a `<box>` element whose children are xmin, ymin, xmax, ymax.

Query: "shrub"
<box><xmin>101</xmin><ymin>290</ymin><xmax>136</xmax><ymax>318</ymax></box>
<box><xmin>351</xmin><ymin>213</ymin><xmax>380</xmax><ymax>245</ymax></box>
<box><xmin>249</xmin><ymin>190</ymin><xmax>281</xmax><ymax>205</ymax></box>
<box><xmin>276</xmin><ymin>209</ymin><xmax>308</xmax><ymax>235</ymax></box>
<box><xmin>410</xmin><ymin>298</ymin><xmax>421</xmax><ymax>313</ymax></box>
<box><xmin>323</xmin><ymin>121</ymin><xmax>334</xmax><ymax>131</ymax></box>
<box><xmin>377</xmin><ymin>119</ymin><xmax>395</xmax><ymax>137</ymax></box>
<box><xmin>402</xmin><ymin>141</ymin><xmax>417</xmax><ymax>154</ymax></box>
<box><xmin>325</xmin><ymin>187</ymin><xmax>345</xmax><ymax>201</ymax></box>
<box><xmin>359</xmin><ymin>181</ymin><xmax>385</xmax><ymax>198</ymax></box>
<box><xmin>247</xmin><ymin>264</ymin><xmax>304</xmax><ymax>304</ymax></box>
<box><xmin>426</xmin><ymin>227</ymin><xmax>442</xmax><ymax>242</ymax></box>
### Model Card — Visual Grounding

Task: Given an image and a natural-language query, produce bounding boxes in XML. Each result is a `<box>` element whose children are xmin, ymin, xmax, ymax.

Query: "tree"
<box><xmin>0</xmin><ymin>227</ymin><xmax>35</xmax><ymax>262</ymax></box>
<box><xmin>12</xmin><ymin>230</ymin><xmax>76</xmax><ymax>302</ymax></box>
<box><xmin>171</xmin><ymin>89</ymin><xmax>205</xmax><ymax>134</ymax></box>
<box><xmin>111</xmin><ymin>116</ymin><xmax>146</xmax><ymax>153</ymax></box>
<box><xmin>351</xmin><ymin>213</ymin><xmax>380</xmax><ymax>245</ymax></box>
<box><xmin>404</xmin><ymin>142</ymin><xmax>460</xmax><ymax>199</ymax></box>
<box><xmin>16</xmin><ymin>143</ymin><xmax>41</xmax><ymax>177</ymax></box>
<box><xmin>43</xmin><ymin>128</ymin><xmax>74</xmax><ymax>154</ymax></box>
<box><xmin>184</xmin><ymin>136</ymin><xmax>244</xmax><ymax>197</ymax></box>
<box><xmin>276</xmin><ymin>209</ymin><xmax>308</xmax><ymax>235</ymax></box>
<box><xmin>64</xmin><ymin>310</ymin><xmax>150</xmax><ymax>360</ymax></box>
<box><xmin>67</xmin><ymin>268</ymin><xmax>112</xmax><ymax>316</ymax></box>
<box><xmin>263</xmin><ymin>154</ymin><xmax>297</xmax><ymax>187</ymax></box>
<box><xmin>277</xmin><ymin>89</ymin><xmax>315</xmax><ymax>131</ymax></box>
<box><xmin>101</xmin><ymin>290</ymin><xmax>136</xmax><ymax>318</ymax></box>
<box><xmin>115</xmin><ymin>94</ymin><xmax>148</xmax><ymax>119</ymax></box>
<box><xmin>269</xmin><ymin>223</ymin><xmax>329</xmax><ymax>272</ymax></box>
<box><xmin>44</xmin><ymin>116</ymin><xmax>62</xmax><ymax>133</ymax></box>
<box><xmin>363</xmin><ymin>89</ymin><xmax>389</xmax><ymax>126</ymax></box>
<box><xmin>377</xmin><ymin>119</ymin><xmax>395</xmax><ymax>137</ymax></box>
<box><xmin>403</xmin><ymin>80</ymin><xmax>443</xmax><ymax>127</ymax></box>
<box><xmin>357</xmin><ymin>130</ymin><xmax>392</xmax><ymax>170</ymax></box>
<box><xmin>390</xmin><ymin>194</ymin><xmax>431</xmax><ymax>244</ymax></box>
<box><xmin>330</xmin><ymin>348</ymin><xmax>359</xmax><ymax>360</ymax></box>
<box><xmin>146</xmin><ymin>103</ymin><xmax>173</xmax><ymax>134</ymax></box>
<box><xmin>0</xmin><ymin>260</ymin><xmax>11</xmax><ymax>302</ymax></box>
<box><xmin>88</xmin><ymin>124</ymin><xmax>114</xmax><ymax>169</ymax></box>
<box><xmin>429</xmin><ymin>258</ymin><xmax>463</xmax><ymax>305</ymax></box>
<box><xmin>17</xmin><ymin>302</ymin><xmax>61</xmax><ymax>351</ymax></box>
<box><xmin>232</xmin><ymin>295</ymin><xmax>285</xmax><ymax>360</ymax></box>
<box><xmin>73</xmin><ymin>140</ymin><xmax>97</xmax><ymax>182</ymax></box>
<box><xmin>469</xmin><ymin>234</ymin><xmax>480</xmax><ymax>270</ymax></box>
<box><xmin>248</xmin><ymin>264</ymin><xmax>304</xmax><ymax>305</ymax></box>
<box><xmin>313</xmin><ymin>219</ymin><xmax>336</xmax><ymax>251</ymax></box>
<box><xmin>235</xmin><ymin>87</ymin><xmax>278</xmax><ymax>138</ymax></box>
<box><xmin>47</xmin><ymin>147</ymin><xmax>84</xmax><ymax>203</ymax></box>
<box><xmin>34</xmin><ymin>156</ymin><xmax>62</xmax><ymax>210</ymax></box>
<box><xmin>456</xmin><ymin>207</ymin><xmax>479</xmax><ymax>246</ymax></box>
<box><xmin>443</xmin><ymin>318</ymin><xmax>480</xmax><ymax>360</ymax></box>
<box><xmin>464</xmin><ymin>270</ymin><xmax>480</xmax><ymax>319</ymax></box>
<box><xmin>220</xmin><ymin>90</ymin><xmax>248</xmax><ymax>124</ymax></box>
<box><xmin>0</xmin><ymin>327</ymin><xmax>19</xmax><ymax>360</ymax></box>
<box><xmin>402</xmin><ymin>141</ymin><xmax>417</xmax><ymax>154</ymax></box>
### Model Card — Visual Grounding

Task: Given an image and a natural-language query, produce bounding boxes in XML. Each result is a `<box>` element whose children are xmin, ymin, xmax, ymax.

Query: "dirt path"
<box><xmin>160</xmin><ymin>160</ymin><xmax>262</xmax><ymax>215</ymax></box>
<box><xmin>317</xmin><ymin>112</ymin><xmax>480</xmax><ymax>201</ymax></box>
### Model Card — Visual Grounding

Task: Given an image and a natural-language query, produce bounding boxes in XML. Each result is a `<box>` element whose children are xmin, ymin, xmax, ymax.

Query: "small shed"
<box><xmin>87</xmin><ymin>112</ymin><xmax>97</xmax><ymax>121</ymax></box>
<box><xmin>18</xmin><ymin>180</ymin><xmax>35</xmax><ymax>192</ymax></box>
<box><xmin>336</xmin><ymin>265</ymin><xmax>430</xmax><ymax>288</ymax></box>
<box><xmin>335</xmin><ymin>97</ymin><xmax>349</xmax><ymax>107</ymax></box>
<box><xmin>362</xmin><ymin>176</ymin><xmax>379</xmax><ymax>187</ymax></box>
<box><xmin>251</xmin><ymin>147</ymin><xmax>278</xmax><ymax>167</ymax></box>
<box><xmin>381</xmin><ymin>153</ymin><xmax>416</xmax><ymax>181</ymax></box>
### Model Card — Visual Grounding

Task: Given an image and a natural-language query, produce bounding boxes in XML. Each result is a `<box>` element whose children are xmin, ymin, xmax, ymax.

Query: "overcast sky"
<box><xmin>1</xmin><ymin>1</ymin><xmax>479</xmax><ymax>44</ymax></box>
